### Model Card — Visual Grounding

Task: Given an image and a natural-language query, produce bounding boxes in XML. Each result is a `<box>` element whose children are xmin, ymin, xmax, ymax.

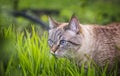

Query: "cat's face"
<box><xmin>48</xmin><ymin>16</ymin><xmax>82</xmax><ymax>58</ymax></box>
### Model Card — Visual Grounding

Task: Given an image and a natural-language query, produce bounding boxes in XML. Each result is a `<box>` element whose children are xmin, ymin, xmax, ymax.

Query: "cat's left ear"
<box><xmin>68</xmin><ymin>15</ymin><xmax>81</xmax><ymax>33</ymax></box>
<box><xmin>48</xmin><ymin>16</ymin><xmax>59</xmax><ymax>29</ymax></box>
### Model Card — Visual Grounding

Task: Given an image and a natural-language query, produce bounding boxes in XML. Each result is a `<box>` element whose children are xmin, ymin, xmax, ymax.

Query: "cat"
<box><xmin>48</xmin><ymin>15</ymin><xmax>120</xmax><ymax>69</ymax></box>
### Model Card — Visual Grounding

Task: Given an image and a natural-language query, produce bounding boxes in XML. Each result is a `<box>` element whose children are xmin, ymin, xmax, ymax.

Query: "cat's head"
<box><xmin>48</xmin><ymin>16</ymin><xmax>83</xmax><ymax>58</ymax></box>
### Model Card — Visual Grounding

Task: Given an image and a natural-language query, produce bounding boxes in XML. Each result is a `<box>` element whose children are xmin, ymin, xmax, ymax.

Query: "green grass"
<box><xmin>0</xmin><ymin>26</ymin><xmax>119</xmax><ymax>76</ymax></box>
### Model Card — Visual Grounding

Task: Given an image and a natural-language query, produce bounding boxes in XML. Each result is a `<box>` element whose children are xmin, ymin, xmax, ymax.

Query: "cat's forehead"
<box><xmin>49</xmin><ymin>28</ymin><xmax>76</xmax><ymax>41</ymax></box>
<box><xmin>49</xmin><ymin>23</ymin><xmax>68</xmax><ymax>34</ymax></box>
<box><xmin>48</xmin><ymin>23</ymin><xmax>76</xmax><ymax>40</ymax></box>
<box><xmin>57</xmin><ymin>23</ymin><xmax>68</xmax><ymax>29</ymax></box>
<box><xmin>48</xmin><ymin>28</ymin><xmax>63</xmax><ymax>42</ymax></box>
<box><xmin>49</xmin><ymin>28</ymin><xmax>63</xmax><ymax>37</ymax></box>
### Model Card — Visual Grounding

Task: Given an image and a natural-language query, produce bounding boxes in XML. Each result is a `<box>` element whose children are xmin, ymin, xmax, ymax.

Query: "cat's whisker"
<box><xmin>50</xmin><ymin>50</ymin><xmax>55</xmax><ymax>55</ymax></box>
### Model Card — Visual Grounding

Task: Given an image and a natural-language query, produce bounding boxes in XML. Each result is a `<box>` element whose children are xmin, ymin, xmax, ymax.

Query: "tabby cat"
<box><xmin>48</xmin><ymin>15</ymin><xmax>120</xmax><ymax>68</ymax></box>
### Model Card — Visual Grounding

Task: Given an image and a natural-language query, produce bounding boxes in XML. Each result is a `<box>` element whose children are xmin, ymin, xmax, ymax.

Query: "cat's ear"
<box><xmin>68</xmin><ymin>15</ymin><xmax>81</xmax><ymax>33</ymax></box>
<box><xmin>48</xmin><ymin>16</ymin><xmax>59</xmax><ymax>29</ymax></box>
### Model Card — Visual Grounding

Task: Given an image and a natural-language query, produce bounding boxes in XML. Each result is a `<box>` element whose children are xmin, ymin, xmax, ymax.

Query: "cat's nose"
<box><xmin>50</xmin><ymin>45</ymin><xmax>57</xmax><ymax>53</ymax></box>
<box><xmin>51</xmin><ymin>47</ymin><xmax>56</xmax><ymax>53</ymax></box>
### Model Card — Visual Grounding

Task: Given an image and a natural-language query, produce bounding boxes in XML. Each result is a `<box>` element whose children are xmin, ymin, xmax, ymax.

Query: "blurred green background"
<box><xmin>0</xmin><ymin>0</ymin><xmax>120</xmax><ymax>28</ymax></box>
<box><xmin>0</xmin><ymin>0</ymin><xmax>120</xmax><ymax>76</ymax></box>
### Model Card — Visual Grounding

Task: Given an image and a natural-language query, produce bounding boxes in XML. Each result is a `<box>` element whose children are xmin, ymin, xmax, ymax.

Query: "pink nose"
<box><xmin>51</xmin><ymin>47</ymin><xmax>56</xmax><ymax>53</ymax></box>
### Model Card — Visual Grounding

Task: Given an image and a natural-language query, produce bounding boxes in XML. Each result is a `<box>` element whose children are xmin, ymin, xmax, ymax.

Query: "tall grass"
<box><xmin>0</xmin><ymin>26</ymin><xmax>118</xmax><ymax>76</ymax></box>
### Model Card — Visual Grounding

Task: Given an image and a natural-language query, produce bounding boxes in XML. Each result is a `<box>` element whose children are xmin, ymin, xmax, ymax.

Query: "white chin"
<box><xmin>50</xmin><ymin>50</ymin><xmax>65</xmax><ymax>58</ymax></box>
<box><xmin>55</xmin><ymin>54</ymin><xmax>64</xmax><ymax>58</ymax></box>
<box><xmin>54</xmin><ymin>51</ymin><xmax>65</xmax><ymax>58</ymax></box>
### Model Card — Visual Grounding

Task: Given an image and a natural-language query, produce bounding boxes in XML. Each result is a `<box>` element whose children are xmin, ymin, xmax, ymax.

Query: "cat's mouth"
<box><xmin>50</xmin><ymin>50</ymin><xmax>65</xmax><ymax>58</ymax></box>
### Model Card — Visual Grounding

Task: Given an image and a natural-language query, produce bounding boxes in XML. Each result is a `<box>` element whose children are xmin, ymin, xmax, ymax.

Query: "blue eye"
<box><xmin>48</xmin><ymin>39</ymin><xmax>53</xmax><ymax>47</ymax></box>
<box><xmin>60</xmin><ymin>40</ymin><xmax>67</xmax><ymax>45</ymax></box>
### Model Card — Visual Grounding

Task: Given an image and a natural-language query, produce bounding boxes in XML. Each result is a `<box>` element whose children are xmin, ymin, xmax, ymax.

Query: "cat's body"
<box><xmin>48</xmin><ymin>16</ymin><xmax>120</xmax><ymax>69</ymax></box>
<box><xmin>91</xmin><ymin>23</ymin><xmax>120</xmax><ymax>67</ymax></box>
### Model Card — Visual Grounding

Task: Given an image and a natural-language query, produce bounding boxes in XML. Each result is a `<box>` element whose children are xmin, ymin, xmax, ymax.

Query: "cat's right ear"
<box><xmin>65</xmin><ymin>15</ymin><xmax>81</xmax><ymax>34</ymax></box>
<box><xmin>48</xmin><ymin>16</ymin><xmax>59</xmax><ymax>29</ymax></box>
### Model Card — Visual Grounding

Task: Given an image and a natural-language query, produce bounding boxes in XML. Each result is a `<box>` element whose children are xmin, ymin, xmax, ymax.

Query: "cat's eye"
<box><xmin>60</xmin><ymin>40</ymin><xmax>67</xmax><ymax>45</ymax></box>
<box><xmin>48</xmin><ymin>39</ymin><xmax>53</xmax><ymax>47</ymax></box>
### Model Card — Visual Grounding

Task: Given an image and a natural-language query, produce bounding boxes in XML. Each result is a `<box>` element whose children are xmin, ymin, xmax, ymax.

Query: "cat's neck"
<box><xmin>75</xmin><ymin>24</ymin><xmax>96</xmax><ymax>65</ymax></box>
